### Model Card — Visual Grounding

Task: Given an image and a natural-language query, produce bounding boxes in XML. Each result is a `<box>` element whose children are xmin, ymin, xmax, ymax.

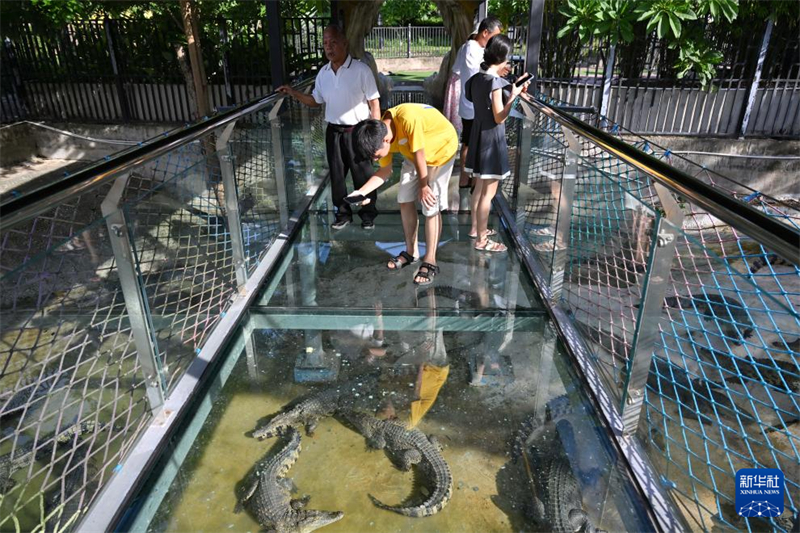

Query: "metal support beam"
<box><xmin>548</xmin><ymin>126</ymin><xmax>579</xmax><ymax>303</ymax></box>
<box><xmin>524</xmin><ymin>0</ymin><xmax>545</xmax><ymax>87</ymax></box>
<box><xmin>215</xmin><ymin>121</ymin><xmax>248</xmax><ymax>286</ymax></box>
<box><xmin>620</xmin><ymin>182</ymin><xmax>683</xmax><ymax>434</ymax></box>
<box><xmin>266</xmin><ymin>0</ymin><xmax>286</xmax><ymax>88</ymax></box>
<box><xmin>100</xmin><ymin>173</ymin><xmax>165</xmax><ymax>415</ymax></box>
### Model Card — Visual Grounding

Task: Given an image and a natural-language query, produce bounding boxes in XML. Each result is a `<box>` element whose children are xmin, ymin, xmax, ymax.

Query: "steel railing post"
<box><xmin>269</xmin><ymin>97</ymin><xmax>290</xmax><ymax>228</ymax></box>
<box><xmin>620</xmin><ymin>182</ymin><xmax>683</xmax><ymax>434</ymax></box>
<box><xmin>101</xmin><ymin>172</ymin><xmax>165</xmax><ymax>415</ymax></box>
<box><xmin>215</xmin><ymin>120</ymin><xmax>249</xmax><ymax>286</ymax></box>
<box><xmin>548</xmin><ymin>126</ymin><xmax>579</xmax><ymax>303</ymax></box>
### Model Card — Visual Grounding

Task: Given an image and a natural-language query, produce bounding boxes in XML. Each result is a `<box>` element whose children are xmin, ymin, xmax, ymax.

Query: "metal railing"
<box><xmin>0</xmin><ymin>79</ymin><xmax>328</xmax><ymax>532</ymax></box>
<box><xmin>365</xmin><ymin>25</ymin><xmax>449</xmax><ymax>59</ymax></box>
<box><xmin>503</xmin><ymin>93</ymin><xmax>799</xmax><ymax>531</ymax></box>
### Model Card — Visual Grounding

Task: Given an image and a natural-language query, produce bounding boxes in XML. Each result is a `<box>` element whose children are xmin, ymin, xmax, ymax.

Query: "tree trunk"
<box><xmin>180</xmin><ymin>0</ymin><xmax>210</xmax><ymax>120</ymax></box>
<box><xmin>425</xmin><ymin>0</ymin><xmax>477</xmax><ymax>107</ymax></box>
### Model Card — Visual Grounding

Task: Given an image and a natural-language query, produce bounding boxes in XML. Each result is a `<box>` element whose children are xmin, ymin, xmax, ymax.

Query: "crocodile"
<box><xmin>697</xmin><ymin>347</ymin><xmax>800</xmax><ymax>394</ymax></box>
<box><xmin>1</xmin><ymin>366</ymin><xmax>62</xmax><ymax>419</ymax></box>
<box><xmin>662</xmin><ymin>293</ymin><xmax>754</xmax><ymax>344</ymax></box>
<box><xmin>235</xmin><ymin>427</ymin><xmax>344</xmax><ymax>533</ymax></box>
<box><xmin>516</xmin><ymin>414</ymin><xmax>603</xmax><ymax>533</ymax></box>
<box><xmin>1</xmin><ymin>421</ymin><xmax>100</xmax><ymax>494</ymax></box>
<box><xmin>253</xmin><ymin>376</ymin><xmax>377</xmax><ymax>439</ymax></box>
<box><xmin>44</xmin><ymin>442</ymin><xmax>99</xmax><ymax>532</ymax></box>
<box><xmin>338</xmin><ymin>409</ymin><xmax>452</xmax><ymax>517</ymax></box>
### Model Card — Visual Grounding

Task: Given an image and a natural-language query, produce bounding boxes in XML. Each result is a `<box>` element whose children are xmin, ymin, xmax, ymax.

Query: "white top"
<box><xmin>312</xmin><ymin>55</ymin><xmax>380</xmax><ymax>126</ymax></box>
<box><xmin>457</xmin><ymin>40</ymin><xmax>484</xmax><ymax>120</ymax></box>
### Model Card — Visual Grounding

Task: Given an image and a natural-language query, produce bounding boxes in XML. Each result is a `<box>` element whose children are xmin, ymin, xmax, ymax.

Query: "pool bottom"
<box><xmin>140</xmin><ymin>321</ymin><xmax>649</xmax><ymax>533</ymax></box>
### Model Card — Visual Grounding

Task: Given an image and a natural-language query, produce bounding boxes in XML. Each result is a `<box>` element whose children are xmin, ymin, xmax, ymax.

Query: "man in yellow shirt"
<box><xmin>349</xmin><ymin>104</ymin><xmax>458</xmax><ymax>285</ymax></box>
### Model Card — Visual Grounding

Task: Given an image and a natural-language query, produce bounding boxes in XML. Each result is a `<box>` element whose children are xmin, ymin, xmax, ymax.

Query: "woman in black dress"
<box><xmin>464</xmin><ymin>35</ymin><xmax>530</xmax><ymax>252</ymax></box>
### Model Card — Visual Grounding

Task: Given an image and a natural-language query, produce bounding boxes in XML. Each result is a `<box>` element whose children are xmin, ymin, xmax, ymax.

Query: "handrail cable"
<box><xmin>521</xmin><ymin>97</ymin><xmax>800</xmax><ymax>266</ymax></box>
<box><xmin>0</xmin><ymin>80</ymin><xmax>313</xmax><ymax>231</ymax></box>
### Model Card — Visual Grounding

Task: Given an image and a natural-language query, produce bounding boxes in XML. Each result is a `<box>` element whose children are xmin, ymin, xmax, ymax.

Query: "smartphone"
<box><xmin>514</xmin><ymin>72</ymin><xmax>533</xmax><ymax>87</ymax></box>
<box><xmin>344</xmin><ymin>193</ymin><xmax>366</xmax><ymax>206</ymax></box>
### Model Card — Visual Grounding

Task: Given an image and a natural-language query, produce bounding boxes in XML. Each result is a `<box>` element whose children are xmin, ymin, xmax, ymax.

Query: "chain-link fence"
<box><xmin>507</xmin><ymin>93</ymin><xmax>799</xmax><ymax>531</ymax></box>
<box><xmin>0</xmin><ymin>83</ymin><xmax>327</xmax><ymax>531</ymax></box>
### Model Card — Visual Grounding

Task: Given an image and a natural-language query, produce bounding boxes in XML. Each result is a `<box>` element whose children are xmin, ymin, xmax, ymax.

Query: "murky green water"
<box><xmin>134</xmin><ymin>212</ymin><xmax>651</xmax><ymax>533</ymax></box>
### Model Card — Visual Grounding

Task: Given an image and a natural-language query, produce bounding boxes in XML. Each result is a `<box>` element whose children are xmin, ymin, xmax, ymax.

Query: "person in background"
<box><xmin>444</xmin><ymin>29</ymin><xmax>477</xmax><ymax>136</ymax></box>
<box><xmin>278</xmin><ymin>23</ymin><xmax>380</xmax><ymax>230</ymax></box>
<box><xmin>348</xmin><ymin>103</ymin><xmax>458</xmax><ymax>286</ymax></box>
<box><xmin>456</xmin><ymin>17</ymin><xmax>502</xmax><ymax>192</ymax></box>
<box><xmin>464</xmin><ymin>34</ymin><xmax>529</xmax><ymax>253</ymax></box>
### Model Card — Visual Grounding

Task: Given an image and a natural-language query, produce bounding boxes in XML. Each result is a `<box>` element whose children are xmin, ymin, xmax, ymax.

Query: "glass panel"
<box><xmin>142</xmin><ymin>309</ymin><xmax>651</xmax><ymax>533</ymax></box>
<box><xmin>124</xmin><ymin>157</ymin><xmax>237</xmax><ymax>392</ymax></box>
<box><xmin>256</xmin><ymin>210</ymin><xmax>543</xmax><ymax>313</ymax></box>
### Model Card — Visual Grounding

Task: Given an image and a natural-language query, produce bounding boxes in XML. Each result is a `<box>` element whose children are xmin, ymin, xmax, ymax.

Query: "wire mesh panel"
<box><xmin>0</xmin><ymin>81</ymin><xmax>326</xmax><ymax>530</ymax></box>
<box><xmin>511</xmin><ymin>93</ymin><xmax>800</xmax><ymax>531</ymax></box>
<box><xmin>0</xmin><ymin>218</ymin><xmax>152</xmax><ymax>532</ymax></box>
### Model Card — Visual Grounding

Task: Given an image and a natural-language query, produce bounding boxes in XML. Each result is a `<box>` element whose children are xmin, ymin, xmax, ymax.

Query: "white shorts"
<box><xmin>397</xmin><ymin>156</ymin><xmax>456</xmax><ymax>217</ymax></box>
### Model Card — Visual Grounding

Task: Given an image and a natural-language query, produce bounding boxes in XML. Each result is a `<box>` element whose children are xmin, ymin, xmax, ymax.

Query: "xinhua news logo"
<box><xmin>735</xmin><ymin>468</ymin><xmax>784</xmax><ymax>518</ymax></box>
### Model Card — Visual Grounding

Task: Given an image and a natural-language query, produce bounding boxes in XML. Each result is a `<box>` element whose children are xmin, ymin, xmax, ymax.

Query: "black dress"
<box><xmin>464</xmin><ymin>72</ymin><xmax>511</xmax><ymax>180</ymax></box>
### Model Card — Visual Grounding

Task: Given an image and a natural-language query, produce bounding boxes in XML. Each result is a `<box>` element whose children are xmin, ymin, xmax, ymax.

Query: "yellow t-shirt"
<box><xmin>378</xmin><ymin>103</ymin><xmax>458</xmax><ymax>169</ymax></box>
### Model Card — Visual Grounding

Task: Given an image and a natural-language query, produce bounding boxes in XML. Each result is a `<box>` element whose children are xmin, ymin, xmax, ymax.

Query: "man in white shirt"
<box><xmin>279</xmin><ymin>23</ymin><xmax>381</xmax><ymax>229</ymax></box>
<box><xmin>455</xmin><ymin>16</ymin><xmax>502</xmax><ymax>189</ymax></box>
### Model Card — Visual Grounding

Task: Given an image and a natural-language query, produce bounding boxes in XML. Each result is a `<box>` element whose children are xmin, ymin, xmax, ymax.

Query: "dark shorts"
<box><xmin>460</xmin><ymin>118</ymin><xmax>473</xmax><ymax>145</ymax></box>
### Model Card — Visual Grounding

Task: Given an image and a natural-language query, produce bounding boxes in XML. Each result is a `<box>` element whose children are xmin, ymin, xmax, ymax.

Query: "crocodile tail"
<box><xmin>368</xmin><ymin>494</ymin><xmax>431</xmax><ymax>517</ymax></box>
<box><xmin>367</xmin><ymin>479</ymin><xmax>452</xmax><ymax>517</ymax></box>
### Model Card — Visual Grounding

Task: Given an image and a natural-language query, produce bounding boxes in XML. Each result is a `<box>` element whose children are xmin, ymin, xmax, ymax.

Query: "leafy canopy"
<box><xmin>557</xmin><ymin>0</ymin><xmax>740</xmax><ymax>88</ymax></box>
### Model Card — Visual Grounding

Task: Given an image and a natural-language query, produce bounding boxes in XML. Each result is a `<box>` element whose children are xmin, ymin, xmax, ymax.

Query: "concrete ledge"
<box><xmin>624</xmin><ymin>135</ymin><xmax>800</xmax><ymax>197</ymax></box>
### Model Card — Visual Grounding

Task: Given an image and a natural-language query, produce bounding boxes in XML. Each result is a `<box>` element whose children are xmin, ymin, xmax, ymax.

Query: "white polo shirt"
<box><xmin>457</xmin><ymin>40</ymin><xmax>484</xmax><ymax>120</ymax></box>
<box><xmin>312</xmin><ymin>55</ymin><xmax>380</xmax><ymax>126</ymax></box>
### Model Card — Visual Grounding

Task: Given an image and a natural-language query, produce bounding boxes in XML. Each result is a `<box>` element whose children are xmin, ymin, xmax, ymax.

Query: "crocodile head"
<box><xmin>253</xmin><ymin>413</ymin><xmax>291</xmax><ymax>440</ymax></box>
<box><xmin>273</xmin><ymin>510</ymin><xmax>344</xmax><ymax>533</ymax></box>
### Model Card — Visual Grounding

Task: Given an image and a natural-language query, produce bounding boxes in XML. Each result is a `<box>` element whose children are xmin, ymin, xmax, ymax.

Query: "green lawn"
<box><xmin>388</xmin><ymin>70</ymin><xmax>436</xmax><ymax>83</ymax></box>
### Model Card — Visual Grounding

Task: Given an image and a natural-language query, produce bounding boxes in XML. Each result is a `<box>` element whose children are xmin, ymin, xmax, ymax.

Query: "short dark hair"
<box><xmin>324</xmin><ymin>22</ymin><xmax>346</xmax><ymax>40</ymax></box>
<box><xmin>352</xmin><ymin>119</ymin><xmax>387</xmax><ymax>160</ymax></box>
<box><xmin>481</xmin><ymin>34</ymin><xmax>512</xmax><ymax>70</ymax></box>
<box><xmin>477</xmin><ymin>16</ymin><xmax>502</xmax><ymax>35</ymax></box>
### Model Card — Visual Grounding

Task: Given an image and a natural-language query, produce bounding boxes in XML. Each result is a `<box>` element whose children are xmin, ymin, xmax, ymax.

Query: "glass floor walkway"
<box><xmin>121</xmin><ymin>201</ymin><xmax>655</xmax><ymax>533</ymax></box>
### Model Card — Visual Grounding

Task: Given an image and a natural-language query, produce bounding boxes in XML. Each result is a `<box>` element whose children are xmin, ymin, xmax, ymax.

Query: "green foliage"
<box><xmin>557</xmin><ymin>0</ymin><xmax>636</xmax><ymax>43</ymax></box>
<box><xmin>558</xmin><ymin>0</ymin><xmax>741</xmax><ymax>89</ymax></box>
<box><xmin>488</xmin><ymin>0</ymin><xmax>530</xmax><ymax>28</ymax></box>
<box><xmin>379</xmin><ymin>0</ymin><xmax>442</xmax><ymax>26</ymax></box>
<box><xmin>673</xmin><ymin>39</ymin><xmax>723</xmax><ymax>88</ymax></box>
<box><xmin>635</xmin><ymin>0</ymin><xmax>697</xmax><ymax>40</ymax></box>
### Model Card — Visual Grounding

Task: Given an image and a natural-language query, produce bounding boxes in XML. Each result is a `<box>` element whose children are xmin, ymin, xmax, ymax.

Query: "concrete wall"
<box><xmin>639</xmin><ymin>136</ymin><xmax>800</xmax><ymax>198</ymax></box>
<box><xmin>375</xmin><ymin>57</ymin><xmax>442</xmax><ymax>73</ymax></box>
<box><xmin>1</xmin><ymin>122</ymin><xmax>183</xmax><ymax>164</ymax></box>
